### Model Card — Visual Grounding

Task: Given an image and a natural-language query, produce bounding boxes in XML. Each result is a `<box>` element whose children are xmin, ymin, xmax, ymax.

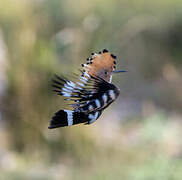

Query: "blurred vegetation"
<box><xmin>0</xmin><ymin>0</ymin><xmax>182</xmax><ymax>179</ymax></box>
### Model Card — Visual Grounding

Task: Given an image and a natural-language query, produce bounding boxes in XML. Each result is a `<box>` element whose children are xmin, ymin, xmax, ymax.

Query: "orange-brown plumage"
<box><xmin>82</xmin><ymin>50</ymin><xmax>117</xmax><ymax>82</ymax></box>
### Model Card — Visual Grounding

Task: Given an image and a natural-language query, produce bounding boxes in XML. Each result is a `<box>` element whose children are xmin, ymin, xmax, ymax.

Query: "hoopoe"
<box><xmin>49</xmin><ymin>49</ymin><xmax>126</xmax><ymax>128</ymax></box>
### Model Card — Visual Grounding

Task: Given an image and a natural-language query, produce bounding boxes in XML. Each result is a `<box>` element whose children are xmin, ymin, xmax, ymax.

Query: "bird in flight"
<box><xmin>49</xmin><ymin>49</ymin><xmax>126</xmax><ymax>129</ymax></box>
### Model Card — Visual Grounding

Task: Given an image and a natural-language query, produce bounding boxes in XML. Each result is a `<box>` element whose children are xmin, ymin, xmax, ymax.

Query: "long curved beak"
<box><xmin>112</xmin><ymin>70</ymin><xmax>127</xmax><ymax>74</ymax></box>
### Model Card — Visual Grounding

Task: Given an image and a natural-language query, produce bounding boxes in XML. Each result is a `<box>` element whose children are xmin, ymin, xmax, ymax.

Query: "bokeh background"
<box><xmin>0</xmin><ymin>0</ymin><xmax>182</xmax><ymax>179</ymax></box>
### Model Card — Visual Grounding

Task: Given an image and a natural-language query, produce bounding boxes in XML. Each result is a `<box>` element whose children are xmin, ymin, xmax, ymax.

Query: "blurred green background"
<box><xmin>0</xmin><ymin>0</ymin><xmax>182</xmax><ymax>179</ymax></box>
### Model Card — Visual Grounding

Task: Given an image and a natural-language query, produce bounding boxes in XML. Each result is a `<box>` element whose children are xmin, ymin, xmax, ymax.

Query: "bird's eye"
<box><xmin>104</xmin><ymin>71</ymin><xmax>108</xmax><ymax>75</ymax></box>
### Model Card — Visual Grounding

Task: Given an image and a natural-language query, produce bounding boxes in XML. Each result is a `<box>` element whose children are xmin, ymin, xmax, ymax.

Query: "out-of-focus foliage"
<box><xmin>0</xmin><ymin>0</ymin><xmax>182</xmax><ymax>179</ymax></box>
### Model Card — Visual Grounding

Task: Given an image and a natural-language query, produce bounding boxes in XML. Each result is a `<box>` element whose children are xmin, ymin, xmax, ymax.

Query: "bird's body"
<box><xmin>49</xmin><ymin>49</ymin><xmax>124</xmax><ymax>129</ymax></box>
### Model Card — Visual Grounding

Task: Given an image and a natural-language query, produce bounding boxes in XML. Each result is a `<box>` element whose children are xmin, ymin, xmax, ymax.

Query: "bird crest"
<box><xmin>81</xmin><ymin>49</ymin><xmax>117</xmax><ymax>83</ymax></box>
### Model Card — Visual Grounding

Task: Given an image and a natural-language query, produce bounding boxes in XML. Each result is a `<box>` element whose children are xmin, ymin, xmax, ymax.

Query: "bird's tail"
<box><xmin>49</xmin><ymin>110</ymin><xmax>87</xmax><ymax>129</ymax></box>
<box><xmin>48</xmin><ymin>109</ymin><xmax>102</xmax><ymax>129</ymax></box>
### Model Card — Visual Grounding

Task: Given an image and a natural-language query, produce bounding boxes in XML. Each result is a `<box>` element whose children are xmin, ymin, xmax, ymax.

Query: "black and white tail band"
<box><xmin>48</xmin><ymin>109</ymin><xmax>102</xmax><ymax>128</ymax></box>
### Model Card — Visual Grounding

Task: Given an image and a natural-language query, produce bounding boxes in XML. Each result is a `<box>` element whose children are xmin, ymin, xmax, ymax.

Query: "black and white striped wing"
<box><xmin>52</xmin><ymin>74</ymin><xmax>119</xmax><ymax>110</ymax></box>
<box><xmin>52</xmin><ymin>74</ymin><xmax>95</xmax><ymax>100</ymax></box>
